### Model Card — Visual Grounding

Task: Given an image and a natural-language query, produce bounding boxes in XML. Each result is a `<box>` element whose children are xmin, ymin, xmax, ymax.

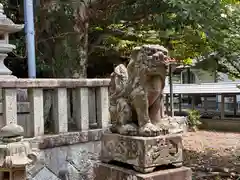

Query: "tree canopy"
<box><xmin>90</xmin><ymin>0</ymin><xmax>240</xmax><ymax>77</ymax></box>
<box><xmin>2</xmin><ymin>0</ymin><xmax>240</xmax><ymax>78</ymax></box>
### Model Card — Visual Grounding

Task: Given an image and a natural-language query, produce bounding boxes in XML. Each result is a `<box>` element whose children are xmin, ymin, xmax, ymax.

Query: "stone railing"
<box><xmin>0</xmin><ymin>79</ymin><xmax>111</xmax><ymax>139</ymax></box>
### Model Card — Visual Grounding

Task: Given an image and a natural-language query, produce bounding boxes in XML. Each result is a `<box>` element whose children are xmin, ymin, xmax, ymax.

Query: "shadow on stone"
<box><xmin>109</xmin><ymin>160</ymin><xmax>178</xmax><ymax>172</ymax></box>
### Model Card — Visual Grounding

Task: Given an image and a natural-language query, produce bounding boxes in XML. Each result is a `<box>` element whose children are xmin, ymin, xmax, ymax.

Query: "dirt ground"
<box><xmin>183</xmin><ymin>131</ymin><xmax>240</xmax><ymax>180</ymax></box>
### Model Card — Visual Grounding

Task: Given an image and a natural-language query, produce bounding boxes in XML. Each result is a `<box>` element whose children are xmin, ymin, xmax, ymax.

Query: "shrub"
<box><xmin>187</xmin><ymin>109</ymin><xmax>202</xmax><ymax>131</ymax></box>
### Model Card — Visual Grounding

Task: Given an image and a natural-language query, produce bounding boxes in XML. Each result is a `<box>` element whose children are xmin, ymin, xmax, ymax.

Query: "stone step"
<box><xmin>94</xmin><ymin>162</ymin><xmax>192</xmax><ymax>180</ymax></box>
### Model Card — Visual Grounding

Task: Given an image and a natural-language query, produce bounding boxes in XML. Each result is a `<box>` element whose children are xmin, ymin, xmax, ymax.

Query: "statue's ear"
<box><xmin>130</xmin><ymin>47</ymin><xmax>141</xmax><ymax>60</ymax></box>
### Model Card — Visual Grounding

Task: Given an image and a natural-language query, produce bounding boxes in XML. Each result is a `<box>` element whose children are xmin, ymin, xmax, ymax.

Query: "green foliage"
<box><xmin>3</xmin><ymin>0</ymin><xmax>90</xmax><ymax>78</ymax></box>
<box><xmin>89</xmin><ymin>22</ymin><xmax>164</xmax><ymax>57</ymax></box>
<box><xmin>105</xmin><ymin>0</ymin><xmax>240</xmax><ymax>74</ymax></box>
<box><xmin>3</xmin><ymin>0</ymin><xmax>240</xmax><ymax>78</ymax></box>
<box><xmin>182</xmin><ymin>58</ymin><xmax>193</xmax><ymax>66</ymax></box>
<box><xmin>187</xmin><ymin>109</ymin><xmax>202</xmax><ymax>131</ymax></box>
<box><xmin>34</xmin><ymin>0</ymin><xmax>90</xmax><ymax>77</ymax></box>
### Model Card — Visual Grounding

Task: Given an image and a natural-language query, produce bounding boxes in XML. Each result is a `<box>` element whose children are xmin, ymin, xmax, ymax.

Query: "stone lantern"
<box><xmin>0</xmin><ymin>123</ymin><xmax>39</xmax><ymax>180</ymax></box>
<box><xmin>0</xmin><ymin>3</ymin><xmax>24</xmax><ymax>78</ymax></box>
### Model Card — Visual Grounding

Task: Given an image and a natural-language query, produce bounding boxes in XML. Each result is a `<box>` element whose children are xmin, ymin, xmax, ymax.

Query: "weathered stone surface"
<box><xmin>0</xmin><ymin>2</ymin><xmax>24</xmax><ymax>89</ymax></box>
<box><xmin>0</xmin><ymin>125</ymin><xmax>39</xmax><ymax>170</ymax></box>
<box><xmin>162</xmin><ymin>116</ymin><xmax>188</xmax><ymax>134</ymax></box>
<box><xmin>13</xmin><ymin>168</ymin><xmax>27</xmax><ymax>180</ymax></box>
<box><xmin>0</xmin><ymin>124</ymin><xmax>39</xmax><ymax>180</ymax></box>
<box><xmin>0</xmin><ymin>141</ymin><xmax>38</xmax><ymax>168</ymax></box>
<box><xmin>0</xmin><ymin>79</ymin><xmax>110</xmax><ymax>88</ymax></box>
<box><xmin>2</xmin><ymin>89</ymin><xmax>18</xmax><ymax>125</ymax></box>
<box><xmin>27</xmin><ymin>155</ymin><xmax>45</xmax><ymax>178</ymax></box>
<box><xmin>32</xmin><ymin>167</ymin><xmax>60</xmax><ymax>180</ymax></box>
<box><xmin>0</xmin><ymin>123</ymin><xmax>24</xmax><ymax>138</ymax></box>
<box><xmin>94</xmin><ymin>162</ymin><xmax>192</xmax><ymax>180</ymax></box>
<box><xmin>27</xmin><ymin>140</ymin><xmax>101</xmax><ymax>180</ymax></box>
<box><xmin>96</xmin><ymin>87</ymin><xmax>109</xmax><ymax>129</ymax></box>
<box><xmin>109</xmin><ymin>44</ymin><xmax>178</xmax><ymax>137</ymax></box>
<box><xmin>26</xmin><ymin>129</ymin><xmax>103</xmax><ymax>149</ymax></box>
<box><xmin>101</xmin><ymin>133</ymin><xmax>182</xmax><ymax>173</ymax></box>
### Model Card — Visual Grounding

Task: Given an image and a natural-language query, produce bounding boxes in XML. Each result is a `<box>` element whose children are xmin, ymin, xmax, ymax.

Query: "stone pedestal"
<box><xmin>97</xmin><ymin>44</ymin><xmax>192</xmax><ymax>180</ymax></box>
<box><xmin>101</xmin><ymin>133</ymin><xmax>183</xmax><ymax>173</ymax></box>
<box><xmin>95</xmin><ymin>132</ymin><xmax>192</xmax><ymax>180</ymax></box>
<box><xmin>94</xmin><ymin>162</ymin><xmax>192</xmax><ymax>180</ymax></box>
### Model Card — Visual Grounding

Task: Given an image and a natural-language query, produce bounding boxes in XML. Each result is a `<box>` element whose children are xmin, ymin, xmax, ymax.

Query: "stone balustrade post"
<box><xmin>96</xmin><ymin>87</ymin><xmax>109</xmax><ymax>129</ymax></box>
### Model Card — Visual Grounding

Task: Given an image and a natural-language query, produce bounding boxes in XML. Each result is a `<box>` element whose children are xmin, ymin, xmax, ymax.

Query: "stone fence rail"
<box><xmin>0</xmin><ymin>78</ymin><xmax>111</xmax><ymax>138</ymax></box>
<box><xmin>0</xmin><ymin>78</ymin><xmax>237</xmax><ymax>139</ymax></box>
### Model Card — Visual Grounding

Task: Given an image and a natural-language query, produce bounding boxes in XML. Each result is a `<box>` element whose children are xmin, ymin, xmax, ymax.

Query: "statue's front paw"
<box><xmin>139</xmin><ymin>123</ymin><xmax>161</xmax><ymax>137</ymax></box>
<box><xmin>110</xmin><ymin>124</ymin><xmax>119</xmax><ymax>133</ymax></box>
<box><xmin>155</xmin><ymin>123</ymin><xmax>169</xmax><ymax>135</ymax></box>
<box><xmin>119</xmin><ymin>124</ymin><xmax>138</xmax><ymax>136</ymax></box>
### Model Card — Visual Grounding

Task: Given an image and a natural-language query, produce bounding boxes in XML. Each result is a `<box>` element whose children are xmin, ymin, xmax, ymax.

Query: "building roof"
<box><xmin>164</xmin><ymin>82</ymin><xmax>240</xmax><ymax>94</ymax></box>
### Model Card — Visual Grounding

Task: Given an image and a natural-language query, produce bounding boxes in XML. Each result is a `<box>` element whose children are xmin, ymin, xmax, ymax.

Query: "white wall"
<box><xmin>166</xmin><ymin>69</ymin><xmax>240</xmax><ymax>103</ymax></box>
<box><xmin>180</xmin><ymin>69</ymin><xmax>215</xmax><ymax>84</ymax></box>
<box><xmin>165</xmin><ymin>68</ymin><xmax>215</xmax><ymax>86</ymax></box>
<box><xmin>217</xmin><ymin>72</ymin><xmax>240</xmax><ymax>102</ymax></box>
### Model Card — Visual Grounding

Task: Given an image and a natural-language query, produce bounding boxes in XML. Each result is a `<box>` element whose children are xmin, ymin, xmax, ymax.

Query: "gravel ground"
<box><xmin>182</xmin><ymin>131</ymin><xmax>240</xmax><ymax>180</ymax></box>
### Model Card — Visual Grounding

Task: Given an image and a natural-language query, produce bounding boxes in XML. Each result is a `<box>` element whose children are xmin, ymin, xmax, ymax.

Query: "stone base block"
<box><xmin>101</xmin><ymin>133</ymin><xmax>182</xmax><ymax>173</ymax></box>
<box><xmin>94</xmin><ymin>162</ymin><xmax>192</xmax><ymax>180</ymax></box>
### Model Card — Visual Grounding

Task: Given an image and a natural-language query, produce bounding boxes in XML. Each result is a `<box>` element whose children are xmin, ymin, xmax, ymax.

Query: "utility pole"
<box><xmin>24</xmin><ymin>0</ymin><xmax>36</xmax><ymax>78</ymax></box>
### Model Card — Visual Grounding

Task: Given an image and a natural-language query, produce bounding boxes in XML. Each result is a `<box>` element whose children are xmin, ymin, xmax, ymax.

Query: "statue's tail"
<box><xmin>109</xmin><ymin>64</ymin><xmax>128</xmax><ymax>97</ymax></box>
<box><xmin>113</xmin><ymin>64</ymin><xmax>128</xmax><ymax>81</ymax></box>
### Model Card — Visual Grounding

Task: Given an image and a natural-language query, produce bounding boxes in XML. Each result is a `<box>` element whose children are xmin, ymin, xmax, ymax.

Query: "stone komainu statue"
<box><xmin>109</xmin><ymin>45</ymin><xmax>176</xmax><ymax>137</ymax></box>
